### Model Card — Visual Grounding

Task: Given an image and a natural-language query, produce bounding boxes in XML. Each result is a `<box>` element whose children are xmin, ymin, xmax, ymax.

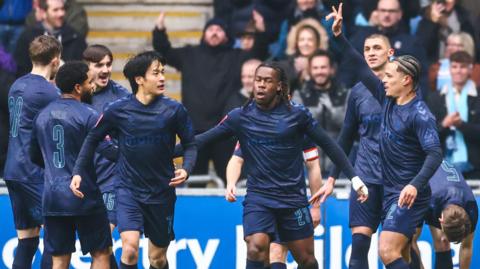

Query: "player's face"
<box><xmin>364</xmin><ymin>38</ymin><xmax>392</xmax><ymax>71</ymax></box>
<box><xmin>377</xmin><ymin>0</ymin><xmax>402</xmax><ymax>29</ymax></box>
<box><xmin>254</xmin><ymin>66</ymin><xmax>280</xmax><ymax>107</ymax></box>
<box><xmin>88</xmin><ymin>55</ymin><xmax>112</xmax><ymax>89</ymax></box>
<box><xmin>297</xmin><ymin>28</ymin><xmax>318</xmax><ymax>57</ymax></box>
<box><xmin>241</xmin><ymin>63</ymin><xmax>259</xmax><ymax>94</ymax></box>
<box><xmin>141</xmin><ymin>60</ymin><xmax>165</xmax><ymax>96</ymax></box>
<box><xmin>309</xmin><ymin>55</ymin><xmax>334</xmax><ymax>87</ymax></box>
<box><xmin>203</xmin><ymin>25</ymin><xmax>228</xmax><ymax>47</ymax></box>
<box><xmin>79</xmin><ymin>70</ymin><xmax>96</xmax><ymax>104</ymax></box>
<box><xmin>382</xmin><ymin>62</ymin><xmax>409</xmax><ymax>97</ymax></box>
<box><xmin>45</xmin><ymin>0</ymin><xmax>65</xmax><ymax>29</ymax></box>
<box><xmin>450</xmin><ymin>61</ymin><xmax>472</xmax><ymax>87</ymax></box>
<box><xmin>297</xmin><ymin>0</ymin><xmax>316</xmax><ymax>11</ymax></box>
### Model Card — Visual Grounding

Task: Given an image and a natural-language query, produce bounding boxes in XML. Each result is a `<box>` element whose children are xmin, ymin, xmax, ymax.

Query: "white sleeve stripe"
<box><xmin>303</xmin><ymin>147</ymin><xmax>319</xmax><ymax>161</ymax></box>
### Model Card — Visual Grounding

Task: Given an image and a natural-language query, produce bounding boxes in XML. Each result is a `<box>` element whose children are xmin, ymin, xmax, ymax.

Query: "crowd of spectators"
<box><xmin>1</xmin><ymin>0</ymin><xmax>480</xmax><ymax>181</ymax></box>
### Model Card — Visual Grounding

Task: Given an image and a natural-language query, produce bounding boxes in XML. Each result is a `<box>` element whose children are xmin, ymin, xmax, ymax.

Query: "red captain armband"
<box><xmin>303</xmin><ymin>147</ymin><xmax>319</xmax><ymax>162</ymax></box>
<box><xmin>95</xmin><ymin>114</ymin><xmax>104</xmax><ymax>127</ymax></box>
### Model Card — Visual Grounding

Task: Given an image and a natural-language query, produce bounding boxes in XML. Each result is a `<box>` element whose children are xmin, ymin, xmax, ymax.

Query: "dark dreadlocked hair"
<box><xmin>243</xmin><ymin>61</ymin><xmax>291</xmax><ymax>109</ymax></box>
<box><xmin>390</xmin><ymin>55</ymin><xmax>421</xmax><ymax>90</ymax></box>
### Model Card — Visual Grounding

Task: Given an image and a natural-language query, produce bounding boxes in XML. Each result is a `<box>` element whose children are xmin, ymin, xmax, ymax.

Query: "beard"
<box><xmin>80</xmin><ymin>92</ymin><xmax>93</xmax><ymax>104</ymax></box>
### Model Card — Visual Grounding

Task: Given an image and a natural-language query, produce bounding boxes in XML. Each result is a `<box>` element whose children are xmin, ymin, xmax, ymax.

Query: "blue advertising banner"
<box><xmin>0</xmin><ymin>194</ymin><xmax>478</xmax><ymax>269</ymax></box>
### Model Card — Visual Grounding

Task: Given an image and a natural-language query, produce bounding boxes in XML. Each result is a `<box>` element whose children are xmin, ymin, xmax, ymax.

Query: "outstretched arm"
<box><xmin>460</xmin><ymin>232</ymin><xmax>474</xmax><ymax>269</ymax></box>
<box><xmin>305</xmin><ymin>123</ymin><xmax>368</xmax><ymax>202</ymax></box>
<box><xmin>327</xmin><ymin>3</ymin><xmax>385</xmax><ymax>103</ymax></box>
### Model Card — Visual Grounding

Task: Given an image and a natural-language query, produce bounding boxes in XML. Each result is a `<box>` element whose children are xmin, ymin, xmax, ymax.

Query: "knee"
<box><xmin>297</xmin><ymin>256</ymin><xmax>318</xmax><ymax>269</ymax></box>
<box><xmin>122</xmin><ymin>243</ymin><xmax>139</xmax><ymax>263</ymax></box>
<box><xmin>378</xmin><ymin>242</ymin><xmax>399</xmax><ymax>264</ymax></box>
<box><xmin>434</xmin><ymin>235</ymin><xmax>451</xmax><ymax>252</ymax></box>
<box><xmin>149</xmin><ymin>254</ymin><xmax>167</xmax><ymax>269</ymax></box>
<box><xmin>246</xmin><ymin>240</ymin><xmax>269</xmax><ymax>261</ymax></box>
<box><xmin>91</xmin><ymin>248</ymin><xmax>111</xmax><ymax>260</ymax></box>
<box><xmin>269</xmin><ymin>244</ymin><xmax>287</xmax><ymax>263</ymax></box>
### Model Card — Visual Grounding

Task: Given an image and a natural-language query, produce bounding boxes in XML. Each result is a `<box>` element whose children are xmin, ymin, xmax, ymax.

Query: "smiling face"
<box><xmin>43</xmin><ymin>0</ymin><xmax>65</xmax><ymax>29</ymax></box>
<box><xmin>309</xmin><ymin>55</ymin><xmax>334</xmax><ymax>88</ymax></box>
<box><xmin>450</xmin><ymin>61</ymin><xmax>472</xmax><ymax>88</ymax></box>
<box><xmin>88</xmin><ymin>55</ymin><xmax>113</xmax><ymax>89</ymax></box>
<box><xmin>297</xmin><ymin>27</ymin><xmax>318</xmax><ymax>57</ymax></box>
<box><xmin>253</xmin><ymin>66</ymin><xmax>281</xmax><ymax>108</ymax></box>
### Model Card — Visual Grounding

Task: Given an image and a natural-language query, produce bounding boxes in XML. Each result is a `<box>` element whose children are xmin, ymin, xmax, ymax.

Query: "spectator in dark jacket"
<box><xmin>416</xmin><ymin>0</ymin><xmax>477</xmax><ymax>64</ymax></box>
<box><xmin>428</xmin><ymin>51</ymin><xmax>480</xmax><ymax>179</ymax></box>
<box><xmin>292</xmin><ymin>50</ymin><xmax>349</xmax><ymax>172</ymax></box>
<box><xmin>27</xmin><ymin>0</ymin><xmax>89</xmax><ymax>38</ymax></box>
<box><xmin>339</xmin><ymin>0</ymin><xmax>430</xmax><ymax>96</ymax></box>
<box><xmin>153</xmin><ymin>14</ymin><xmax>267</xmax><ymax>183</ymax></box>
<box><xmin>14</xmin><ymin>0</ymin><xmax>87</xmax><ymax>77</ymax></box>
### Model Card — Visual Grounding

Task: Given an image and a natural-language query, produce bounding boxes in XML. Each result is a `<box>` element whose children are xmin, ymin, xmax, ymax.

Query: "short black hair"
<box><xmin>309</xmin><ymin>49</ymin><xmax>335</xmax><ymax>67</ymax></box>
<box><xmin>123</xmin><ymin>51</ymin><xmax>166</xmax><ymax>94</ymax></box>
<box><xmin>55</xmin><ymin>61</ymin><xmax>89</xmax><ymax>94</ymax></box>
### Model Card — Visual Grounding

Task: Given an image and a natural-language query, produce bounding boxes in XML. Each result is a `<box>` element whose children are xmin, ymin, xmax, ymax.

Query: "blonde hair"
<box><xmin>448</xmin><ymin>32</ymin><xmax>475</xmax><ymax>59</ymax></box>
<box><xmin>286</xmin><ymin>18</ymin><xmax>328</xmax><ymax>56</ymax></box>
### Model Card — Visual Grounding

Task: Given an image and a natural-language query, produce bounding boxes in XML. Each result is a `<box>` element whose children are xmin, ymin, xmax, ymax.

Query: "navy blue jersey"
<box><xmin>73</xmin><ymin>94</ymin><xmax>197</xmax><ymax>204</ymax></box>
<box><xmin>233</xmin><ymin>138</ymin><xmax>319</xmax><ymax>162</ymax></box>
<box><xmin>194</xmin><ymin>101</ymin><xmax>356</xmax><ymax>208</ymax></box>
<box><xmin>427</xmin><ymin>161</ymin><xmax>478</xmax><ymax>231</ymax></box>
<box><xmin>337</xmin><ymin>34</ymin><xmax>442</xmax><ymax>196</ymax></box>
<box><xmin>330</xmin><ymin>82</ymin><xmax>382</xmax><ymax>184</ymax></box>
<box><xmin>4</xmin><ymin>74</ymin><xmax>59</xmax><ymax>183</ymax></box>
<box><xmin>90</xmin><ymin>80</ymin><xmax>129</xmax><ymax>193</ymax></box>
<box><xmin>31</xmin><ymin>98</ymin><xmax>104</xmax><ymax>216</ymax></box>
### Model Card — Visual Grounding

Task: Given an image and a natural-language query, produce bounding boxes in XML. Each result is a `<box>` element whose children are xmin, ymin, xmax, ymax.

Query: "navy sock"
<box><xmin>12</xmin><ymin>237</ymin><xmax>39</xmax><ymax>269</ymax></box>
<box><xmin>435</xmin><ymin>250</ymin><xmax>453</xmax><ymax>269</ymax></box>
<box><xmin>409</xmin><ymin>248</ymin><xmax>420</xmax><ymax>269</ymax></box>
<box><xmin>270</xmin><ymin>262</ymin><xmax>286</xmax><ymax>269</ymax></box>
<box><xmin>298</xmin><ymin>259</ymin><xmax>319</xmax><ymax>269</ymax></box>
<box><xmin>41</xmin><ymin>251</ymin><xmax>52</xmax><ymax>269</ymax></box>
<box><xmin>349</xmin><ymin>233</ymin><xmax>371</xmax><ymax>269</ymax></box>
<box><xmin>120</xmin><ymin>262</ymin><xmax>137</xmax><ymax>269</ymax></box>
<box><xmin>386</xmin><ymin>258</ymin><xmax>409</xmax><ymax>269</ymax></box>
<box><xmin>109</xmin><ymin>253</ymin><xmax>118</xmax><ymax>269</ymax></box>
<box><xmin>247</xmin><ymin>260</ymin><xmax>265</xmax><ymax>269</ymax></box>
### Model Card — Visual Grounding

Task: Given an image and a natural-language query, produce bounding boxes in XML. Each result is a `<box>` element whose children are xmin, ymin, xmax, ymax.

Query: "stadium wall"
<box><xmin>0</xmin><ymin>192</ymin><xmax>478</xmax><ymax>269</ymax></box>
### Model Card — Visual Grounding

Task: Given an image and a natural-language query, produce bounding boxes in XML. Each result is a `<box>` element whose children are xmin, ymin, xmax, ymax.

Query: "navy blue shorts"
<box><xmin>382</xmin><ymin>192</ymin><xmax>430</xmax><ymax>238</ymax></box>
<box><xmin>116</xmin><ymin>188</ymin><xmax>175</xmax><ymax>247</ymax></box>
<box><xmin>349</xmin><ymin>183</ymin><xmax>383</xmax><ymax>231</ymax></box>
<box><xmin>5</xmin><ymin>180</ymin><xmax>43</xmax><ymax>229</ymax></box>
<box><xmin>44</xmin><ymin>211</ymin><xmax>112</xmax><ymax>255</ymax></box>
<box><xmin>243</xmin><ymin>199</ymin><xmax>314</xmax><ymax>242</ymax></box>
<box><xmin>102</xmin><ymin>191</ymin><xmax>117</xmax><ymax>226</ymax></box>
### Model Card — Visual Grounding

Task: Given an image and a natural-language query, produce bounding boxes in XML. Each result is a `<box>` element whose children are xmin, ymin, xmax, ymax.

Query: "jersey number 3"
<box><xmin>53</xmin><ymin>125</ymin><xmax>65</xmax><ymax>168</ymax></box>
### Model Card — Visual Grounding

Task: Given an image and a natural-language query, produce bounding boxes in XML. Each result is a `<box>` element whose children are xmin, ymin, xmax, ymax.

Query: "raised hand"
<box><xmin>252</xmin><ymin>10</ymin><xmax>265</xmax><ymax>32</ymax></box>
<box><xmin>155</xmin><ymin>12</ymin><xmax>166</xmax><ymax>30</ymax></box>
<box><xmin>325</xmin><ymin>3</ymin><xmax>343</xmax><ymax>37</ymax></box>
